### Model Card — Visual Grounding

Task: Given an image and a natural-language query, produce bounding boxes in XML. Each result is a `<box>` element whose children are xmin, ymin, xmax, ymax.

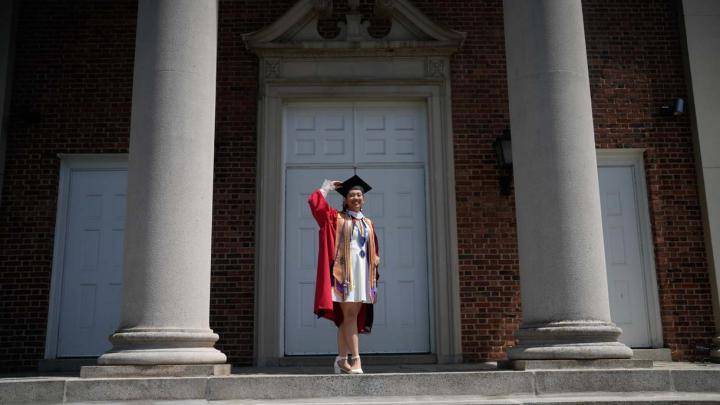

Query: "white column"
<box><xmin>504</xmin><ymin>0</ymin><xmax>632</xmax><ymax>360</ymax></box>
<box><xmin>98</xmin><ymin>0</ymin><xmax>226</xmax><ymax>365</ymax></box>
<box><xmin>681</xmin><ymin>0</ymin><xmax>720</xmax><ymax>362</ymax></box>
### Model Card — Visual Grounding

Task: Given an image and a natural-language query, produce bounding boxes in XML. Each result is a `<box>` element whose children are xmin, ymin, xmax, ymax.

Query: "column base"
<box><xmin>508</xmin><ymin>321</ymin><xmax>633</xmax><ymax>360</ymax></box>
<box><xmin>98</xmin><ymin>328</ymin><xmax>227</xmax><ymax>365</ymax></box>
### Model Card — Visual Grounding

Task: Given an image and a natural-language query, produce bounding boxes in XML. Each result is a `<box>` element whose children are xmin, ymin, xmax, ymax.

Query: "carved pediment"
<box><xmin>243</xmin><ymin>0</ymin><xmax>466</xmax><ymax>55</ymax></box>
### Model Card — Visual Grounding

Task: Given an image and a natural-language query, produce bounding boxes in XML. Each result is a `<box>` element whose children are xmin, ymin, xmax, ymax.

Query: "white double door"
<box><xmin>284</xmin><ymin>102</ymin><xmax>431</xmax><ymax>354</ymax></box>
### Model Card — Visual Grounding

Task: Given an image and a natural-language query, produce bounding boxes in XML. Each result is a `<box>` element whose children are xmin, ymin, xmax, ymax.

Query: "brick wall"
<box><xmin>0</xmin><ymin>1</ymin><xmax>136</xmax><ymax>372</ymax></box>
<box><xmin>210</xmin><ymin>0</ymin><xmax>295</xmax><ymax>367</ymax></box>
<box><xmin>409</xmin><ymin>0</ymin><xmax>522</xmax><ymax>362</ymax></box>
<box><xmin>0</xmin><ymin>0</ymin><xmax>713</xmax><ymax>372</ymax></box>
<box><xmin>583</xmin><ymin>0</ymin><xmax>714</xmax><ymax>360</ymax></box>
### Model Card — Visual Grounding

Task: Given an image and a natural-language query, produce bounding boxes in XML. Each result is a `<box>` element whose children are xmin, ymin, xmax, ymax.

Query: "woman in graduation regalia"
<box><xmin>308</xmin><ymin>175</ymin><xmax>380</xmax><ymax>374</ymax></box>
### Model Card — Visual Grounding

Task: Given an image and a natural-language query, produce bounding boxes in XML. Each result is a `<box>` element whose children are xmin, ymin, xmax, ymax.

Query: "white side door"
<box><xmin>599</xmin><ymin>165</ymin><xmax>653</xmax><ymax>347</ymax></box>
<box><xmin>55</xmin><ymin>169</ymin><xmax>126</xmax><ymax>357</ymax></box>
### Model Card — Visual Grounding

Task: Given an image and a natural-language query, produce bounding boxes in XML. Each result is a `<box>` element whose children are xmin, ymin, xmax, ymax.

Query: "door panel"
<box><xmin>285</xmin><ymin>105</ymin><xmax>354</xmax><ymax>165</ymax></box>
<box><xmin>599</xmin><ymin>166</ymin><xmax>653</xmax><ymax>347</ymax></box>
<box><xmin>355</xmin><ymin>106</ymin><xmax>426</xmax><ymax>164</ymax></box>
<box><xmin>56</xmin><ymin>169</ymin><xmax>126</xmax><ymax>357</ymax></box>
<box><xmin>358</xmin><ymin>167</ymin><xmax>430</xmax><ymax>353</ymax></box>
<box><xmin>283</xmin><ymin>102</ymin><xmax>431</xmax><ymax>355</ymax></box>
<box><xmin>285</xmin><ymin>168</ymin><xmax>353</xmax><ymax>355</ymax></box>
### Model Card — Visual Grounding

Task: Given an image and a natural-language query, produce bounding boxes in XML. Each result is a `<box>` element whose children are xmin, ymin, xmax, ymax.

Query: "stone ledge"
<box><xmin>533</xmin><ymin>369</ymin><xmax>671</xmax><ymax>394</ymax></box>
<box><xmin>2</xmin><ymin>365</ymin><xmax>719</xmax><ymax>403</ymax></box>
<box><xmin>79</xmin><ymin>364</ymin><xmax>231</xmax><ymax>378</ymax></box>
<box><xmin>673</xmin><ymin>369</ymin><xmax>720</xmax><ymax>392</ymax></box>
<box><xmin>207</xmin><ymin>372</ymin><xmax>534</xmax><ymax>400</ymax></box>
<box><xmin>499</xmin><ymin>359</ymin><xmax>653</xmax><ymax>370</ymax></box>
<box><xmin>632</xmin><ymin>349</ymin><xmax>672</xmax><ymax>361</ymax></box>
<box><xmin>192</xmin><ymin>392</ymin><xmax>720</xmax><ymax>404</ymax></box>
<box><xmin>0</xmin><ymin>379</ymin><xmax>65</xmax><ymax>404</ymax></box>
<box><xmin>65</xmin><ymin>376</ymin><xmax>208</xmax><ymax>403</ymax></box>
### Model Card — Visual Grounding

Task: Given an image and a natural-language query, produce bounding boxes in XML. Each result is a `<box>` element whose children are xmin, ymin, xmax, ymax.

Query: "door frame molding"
<box><xmin>255</xmin><ymin>79</ymin><xmax>462</xmax><ymax>365</ymax></box>
<box><xmin>596</xmin><ymin>148</ymin><xmax>664</xmax><ymax>347</ymax></box>
<box><xmin>44</xmin><ymin>154</ymin><xmax>127</xmax><ymax>359</ymax></box>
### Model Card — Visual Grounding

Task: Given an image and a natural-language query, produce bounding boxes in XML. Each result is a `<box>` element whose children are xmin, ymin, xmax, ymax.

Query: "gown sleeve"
<box><xmin>308</xmin><ymin>187</ymin><xmax>338</xmax><ymax>323</ymax></box>
<box><xmin>308</xmin><ymin>188</ymin><xmax>335</xmax><ymax>227</ymax></box>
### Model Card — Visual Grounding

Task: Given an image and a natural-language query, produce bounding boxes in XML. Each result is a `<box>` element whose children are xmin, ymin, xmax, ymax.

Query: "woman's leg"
<box><xmin>337</xmin><ymin>327</ymin><xmax>349</xmax><ymax>367</ymax></box>
<box><xmin>340</xmin><ymin>302</ymin><xmax>362</xmax><ymax>370</ymax></box>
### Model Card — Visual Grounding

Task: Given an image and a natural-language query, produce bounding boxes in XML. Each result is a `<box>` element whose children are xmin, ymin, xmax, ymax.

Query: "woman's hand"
<box><xmin>320</xmin><ymin>179</ymin><xmax>342</xmax><ymax>197</ymax></box>
<box><xmin>374</xmin><ymin>256</ymin><xmax>381</xmax><ymax>267</ymax></box>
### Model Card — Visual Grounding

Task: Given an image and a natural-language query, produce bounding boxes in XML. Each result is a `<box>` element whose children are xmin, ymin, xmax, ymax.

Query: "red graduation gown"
<box><xmin>308</xmin><ymin>189</ymin><xmax>377</xmax><ymax>333</ymax></box>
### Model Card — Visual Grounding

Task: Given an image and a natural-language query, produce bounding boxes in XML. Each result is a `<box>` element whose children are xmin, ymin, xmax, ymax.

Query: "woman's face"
<box><xmin>345</xmin><ymin>189</ymin><xmax>364</xmax><ymax>212</ymax></box>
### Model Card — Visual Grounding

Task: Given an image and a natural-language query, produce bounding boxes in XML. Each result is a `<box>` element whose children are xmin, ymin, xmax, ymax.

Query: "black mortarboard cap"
<box><xmin>336</xmin><ymin>175</ymin><xmax>372</xmax><ymax>197</ymax></box>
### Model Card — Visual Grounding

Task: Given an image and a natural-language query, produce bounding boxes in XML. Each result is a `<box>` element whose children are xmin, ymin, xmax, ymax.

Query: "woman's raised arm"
<box><xmin>308</xmin><ymin>180</ymin><xmax>341</xmax><ymax>226</ymax></box>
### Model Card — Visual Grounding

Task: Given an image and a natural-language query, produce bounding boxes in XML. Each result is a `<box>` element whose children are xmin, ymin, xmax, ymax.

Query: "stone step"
<box><xmin>48</xmin><ymin>392</ymin><xmax>720</xmax><ymax>405</ymax></box>
<box><xmin>203</xmin><ymin>392</ymin><xmax>720</xmax><ymax>404</ymax></box>
<box><xmin>1</xmin><ymin>366</ymin><xmax>719</xmax><ymax>404</ymax></box>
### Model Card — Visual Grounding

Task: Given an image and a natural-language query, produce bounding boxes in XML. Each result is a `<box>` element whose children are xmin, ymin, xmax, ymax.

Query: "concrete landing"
<box><xmin>80</xmin><ymin>364</ymin><xmax>232</xmax><ymax>378</ymax></box>
<box><xmin>1</xmin><ymin>362</ymin><xmax>719</xmax><ymax>404</ymax></box>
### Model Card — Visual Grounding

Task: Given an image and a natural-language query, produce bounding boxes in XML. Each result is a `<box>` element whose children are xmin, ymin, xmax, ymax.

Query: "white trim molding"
<box><xmin>596</xmin><ymin>148</ymin><xmax>664</xmax><ymax>348</ymax></box>
<box><xmin>44</xmin><ymin>154</ymin><xmax>128</xmax><ymax>360</ymax></box>
<box><xmin>254</xmin><ymin>84</ymin><xmax>462</xmax><ymax>366</ymax></box>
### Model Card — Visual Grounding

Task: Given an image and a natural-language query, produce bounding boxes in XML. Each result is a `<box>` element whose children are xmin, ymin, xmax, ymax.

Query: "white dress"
<box><xmin>332</xmin><ymin>210</ymin><xmax>372</xmax><ymax>303</ymax></box>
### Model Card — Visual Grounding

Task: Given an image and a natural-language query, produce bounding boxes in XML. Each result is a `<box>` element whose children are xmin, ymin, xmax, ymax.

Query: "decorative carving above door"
<box><xmin>243</xmin><ymin>0</ymin><xmax>465</xmax><ymax>56</ymax></box>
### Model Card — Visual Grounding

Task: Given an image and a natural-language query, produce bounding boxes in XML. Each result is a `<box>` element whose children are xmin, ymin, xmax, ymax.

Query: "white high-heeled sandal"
<box><xmin>348</xmin><ymin>355</ymin><xmax>364</xmax><ymax>374</ymax></box>
<box><xmin>333</xmin><ymin>355</ymin><xmax>346</xmax><ymax>374</ymax></box>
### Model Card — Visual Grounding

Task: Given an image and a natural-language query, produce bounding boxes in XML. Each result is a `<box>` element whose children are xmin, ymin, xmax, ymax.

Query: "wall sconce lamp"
<box><xmin>493</xmin><ymin>128</ymin><xmax>513</xmax><ymax>196</ymax></box>
<box><xmin>660</xmin><ymin>97</ymin><xmax>686</xmax><ymax>117</ymax></box>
